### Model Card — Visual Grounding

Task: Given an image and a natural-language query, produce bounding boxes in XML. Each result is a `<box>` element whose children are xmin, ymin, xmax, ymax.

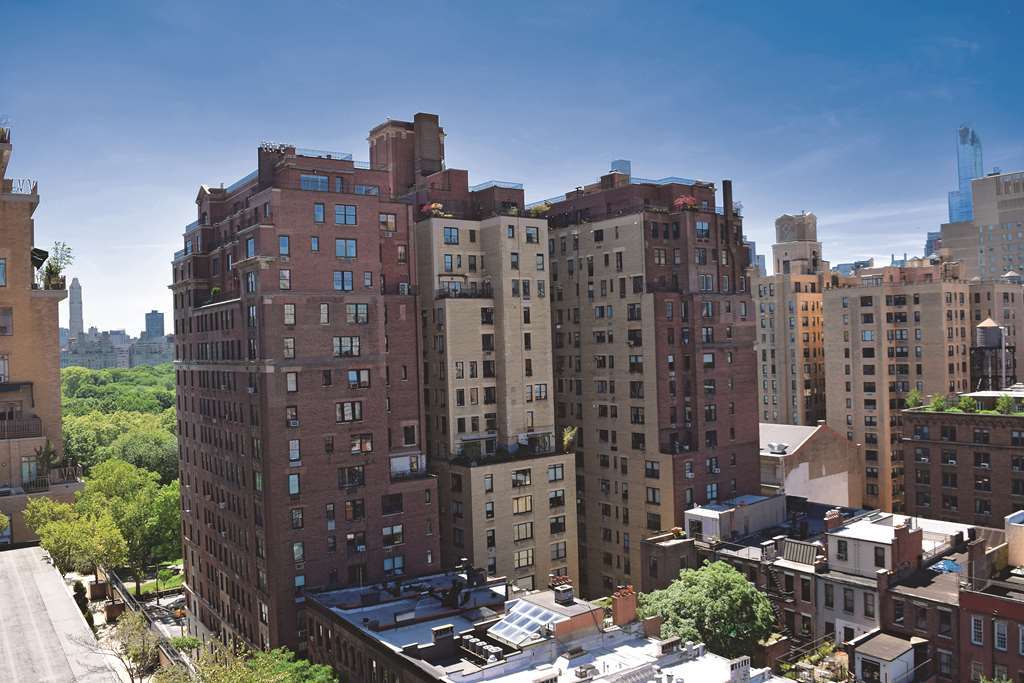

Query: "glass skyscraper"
<box><xmin>947</xmin><ymin>124</ymin><xmax>983</xmax><ymax>223</ymax></box>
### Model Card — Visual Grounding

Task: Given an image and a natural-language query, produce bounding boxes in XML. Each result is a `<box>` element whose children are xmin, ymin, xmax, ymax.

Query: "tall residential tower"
<box><xmin>546</xmin><ymin>165</ymin><xmax>758</xmax><ymax>597</ymax></box>
<box><xmin>753</xmin><ymin>212</ymin><xmax>830</xmax><ymax>425</ymax></box>
<box><xmin>948</xmin><ymin>125</ymin><xmax>983</xmax><ymax>224</ymax></box>
<box><xmin>171</xmin><ymin>133</ymin><xmax>439</xmax><ymax>651</ymax></box>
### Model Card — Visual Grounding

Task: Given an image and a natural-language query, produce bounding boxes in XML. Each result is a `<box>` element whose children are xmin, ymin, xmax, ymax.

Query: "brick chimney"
<box><xmin>824</xmin><ymin>508</ymin><xmax>844</xmax><ymax>532</ymax></box>
<box><xmin>643</xmin><ymin>615</ymin><xmax>664</xmax><ymax>638</ymax></box>
<box><xmin>892</xmin><ymin>520</ymin><xmax>923</xmax><ymax>573</ymax></box>
<box><xmin>611</xmin><ymin>585</ymin><xmax>637</xmax><ymax>626</ymax></box>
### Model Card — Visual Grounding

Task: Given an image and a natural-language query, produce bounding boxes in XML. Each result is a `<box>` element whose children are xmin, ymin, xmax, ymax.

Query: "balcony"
<box><xmin>0</xmin><ymin>416</ymin><xmax>42</xmax><ymax>440</ymax></box>
<box><xmin>16</xmin><ymin>466</ymin><xmax>82</xmax><ymax>494</ymax></box>
<box><xmin>435</xmin><ymin>286</ymin><xmax>494</xmax><ymax>300</ymax></box>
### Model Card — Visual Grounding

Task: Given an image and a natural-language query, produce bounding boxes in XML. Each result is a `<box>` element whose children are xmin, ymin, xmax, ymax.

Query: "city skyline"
<box><xmin>3</xmin><ymin>1</ymin><xmax>1023</xmax><ymax>331</ymax></box>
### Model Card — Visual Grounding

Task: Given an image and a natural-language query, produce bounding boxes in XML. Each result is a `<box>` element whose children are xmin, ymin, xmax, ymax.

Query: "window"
<box><xmin>513</xmin><ymin>522</ymin><xmax>534</xmax><ymax>542</ymax></box>
<box><xmin>334</xmin><ymin>336</ymin><xmax>360</xmax><ymax>357</ymax></box>
<box><xmin>549</xmin><ymin>489</ymin><xmax>565</xmax><ymax>508</ymax></box>
<box><xmin>512</xmin><ymin>495</ymin><xmax>533</xmax><ymax>514</ymax></box>
<box><xmin>512</xmin><ymin>469</ymin><xmax>532</xmax><ymax>487</ymax></box>
<box><xmin>548</xmin><ymin>464</ymin><xmax>564</xmax><ymax>482</ymax></box>
<box><xmin>350</xmin><ymin>433</ymin><xmax>373</xmax><ymax>454</ymax></box>
<box><xmin>513</xmin><ymin>548</ymin><xmax>534</xmax><ymax>569</ymax></box>
<box><xmin>335</xmin><ymin>239</ymin><xmax>357</xmax><ymax>258</ymax></box>
<box><xmin>301</xmin><ymin>174</ymin><xmax>328</xmax><ymax>191</ymax></box>
<box><xmin>288</xmin><ymin>473</ymin><xmax>300</xmax><ymax>496</ymax></box>
<box><xmin>283</xmin><ymin>303</ymin><xmax>296</xmax><ymax>325</ymax></box>
<box><xmin>842</xmin><ymin>588</ymin><xmax>854</xmax><ymax>613</ymax></box>
<box><xmin>335</xmin><ymin>204</ymin><xmax>357</xmax><ymax>225</ymax></box>
<box><xmin>443</xmin><ymin>227</ymin><xmax>459</xmax><ymax>244</ymax></box>
<box><xmin>824</xmin><ymin>583</ymin><xmax>834</xmax><ymax>608</ymax></box>
<box><xmin>383</xmin><ymin>555</ymin><xmax>405</xmax><ymax>577</ymax></box>
<box><xmin>332</xmin><ymin>270</ymin><xmax>353</xmax><ymax>291</ymax></box>
<box><xmin>836</xmin><ymin>540</ymin><xmax>848</xmax><ymax>561</ymax></box>
<box><xmin>279</xmin><ymin>269</ymin><xmax>292</xmax><ymax>290</ymax></box>
<box><xmin>288</xmin><ymin>439</ymin><xmax>301</xmax><ymax>462</ymax></box>
<box><xmin>382</xmin><ymin>524</ymin><xmax>404</xmax><ymax>547</ymax></box>
<box><xmin>484</xmin><ymin>474</ymin><xmax>493</xmax><ymax>493</ymax></box>
<box><xmin>874</xmin><ymin>546</ymin><xmax>885</xmax><ymax>568</ymax></box>
<box><xmin>551</xmin><ymin>542</ymin><xmax>567</xmax><ymax>561</ymax></box>
<box><xmin>278</xmin><ymin>235</ymin><xmax>290</xmax><ymax>256</ymax></box>
<box><xmin>996</xmin><ymin>620</ymin><xmax>1008</xmax><ymax>651</ymax></box>
<box><xmin>282</xmin><ymin>337</ymin><xmax>295</xmax><ymax>359</ymax></box>
<box><xmin>0</xmin><ymin>258</ymin><xmax>5</xmax><ymax>287</ymax></box>
<box><xmin>971</xmin><ymin>615</ymin><xmax>983</xmax><ymax>645</ymax></box>
<box><xmin>346</xmin><ymin>304</ymin><xmax>369</xmax><ymax>324</ymax></box>
<box><xmin>864</xmin><ymin>592</ymin><xmax>875</xmax><ymax>618</ymax></box>
<box><xmin>336</xmin><ymin>401</ymin><xmax>363</xmax><ymax>422</ymax></box>
<box><xmin>355</xmin><ymin>184</ymin><xmax>379</xmax><ymax>195</ymax></box>
<box><xmin>314</xmin><ymin>203</ymin><xmax>325</xmax><ymax>223</ymax></box>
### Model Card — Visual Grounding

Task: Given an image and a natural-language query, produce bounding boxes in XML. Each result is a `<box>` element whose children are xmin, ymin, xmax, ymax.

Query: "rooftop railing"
<box><xmin>6</xmin><ymin>178</ymin><xmax>37</xmax><ymax>194</ymax></box>
<box><xmin>224</xmin><ymin>170</ymin><xmax>258</xmax><ymax>194</ymax></box>
<box><xmin>296</xmin><ymin>148</ymin><xmax>352</xmax><ymax>161</ymax></box>
<box><xmin>470</xmin><ymin>180</ymin><xmax>524</xmax><ymax>192</ymax></box>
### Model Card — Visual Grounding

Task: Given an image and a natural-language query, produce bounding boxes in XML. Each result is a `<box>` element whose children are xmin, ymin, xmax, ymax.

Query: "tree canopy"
<box><xmin>155</xmin><ymin>644</ymin><xmax>337</xmax><ymax>683</ymax></box>
<box><xmin>24</xmin><ymin>497</ymin><xmax>127</xmax><ymax>577</ymax></box>
<box><xmin>62</xmin><ymin>364</ymin><xmax>178</xmax><ymax>483</ymax></box>
<box><xmin>637</xmin><ymin>561</ymin><xmax>775</xmax><ymax>659</ymax></box>
<box><xmin>77</xmin><ymin>459</ymin><xmax>180</xmax><ymax>592</ymax></box>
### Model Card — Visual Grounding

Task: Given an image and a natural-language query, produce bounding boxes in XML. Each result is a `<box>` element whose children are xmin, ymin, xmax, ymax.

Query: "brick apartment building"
<box><xmin>0</xmin><ymin>125</ymin><xmax>81</xmax><ymax>544</ymax></box>
<box><xmin>752</xmin><ymin>212</ymin><xmax>830</xmax><ymax>426</ymax></box>
<box><xmin>171</xmin><ymin>130</ymin><xmax>440</xmax><ymax>650</ymax></box>
<box><xmin>903</xmin><ymin>385</ymin><xmax>1024</xmax><ymax>526</ymax></box>
<box><xmin>545</xmin><ymin>161</ymin><xmax>759</xmax><ymax>597</ymax></box>
<box><xmin>823</xmin><ymin>258</ymin><xmax>973</xmax><ymax>513</ymax></box>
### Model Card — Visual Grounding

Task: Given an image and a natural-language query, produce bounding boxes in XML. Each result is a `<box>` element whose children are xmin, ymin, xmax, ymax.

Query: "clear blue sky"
<box><xmin>3</xmin><ymin>1</ymin><xmax>1022</xmax><ymax>332</ymax></box>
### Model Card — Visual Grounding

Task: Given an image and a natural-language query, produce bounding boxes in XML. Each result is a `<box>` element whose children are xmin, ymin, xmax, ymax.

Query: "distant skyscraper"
<box><xmin>68</xmin><ymin>277</ymin><xmax>83</xmax><ymax>339</ymax></box>
<box><xmin>144</xmin><ymin>309</ymin><xmax>164</xmax><ymax>339</ymax></box>
<box><xmin>924</xmin><ymin>231</ymin><xmax>941</xmax><ymax>257</ymax></box>
<box><xmin>947</xmin><ymin>124</ymin><xmax>983</xmax><ymax>223</ymax></box>
<box><xmin>743</xmin><ymin>239</ymin><xmax>767</xmax><ymax>276</ymax></box>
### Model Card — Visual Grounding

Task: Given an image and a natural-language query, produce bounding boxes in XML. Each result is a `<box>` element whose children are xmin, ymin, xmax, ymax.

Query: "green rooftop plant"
<box><xmin>957</xmin><ymin>395</ymin><xmax>978</xmax><ymax>413</ymax></box>
<box><xmin>996</xmin><ymin>394</ymin><xmax>1015</xmax><ymax>415</ymax></box>
<box><xmin>905</xmin><ymin>388</ymin><xmax>923</xmax><ymax>408</ymax></box>
<box><xmin>929</xmin><ymin>394</ymin><xmax>948</xmax><ymax>412</ymax></box>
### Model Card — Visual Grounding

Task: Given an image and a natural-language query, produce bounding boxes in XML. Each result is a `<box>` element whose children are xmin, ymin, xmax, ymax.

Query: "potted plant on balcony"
<box><xmin>422</xmin><ymin>202</ymin><xmax>445</xmax><ymax>218</ymax></box>
<box><xmin>41</xmin><ymin>241</ymin><xmax>73</xmax><ymax>290</ymax></box>
<box><xmin>672</xmin><ymin>195</ymin><xmax>698</xmax><ymax>211</ymax></box>
<box><xmin>528</xmin><ymin>202</ymin><xmax>551</xmax><ymax>218</ymax></box>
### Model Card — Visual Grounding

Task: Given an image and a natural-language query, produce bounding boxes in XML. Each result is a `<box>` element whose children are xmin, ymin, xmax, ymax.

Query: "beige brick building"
<box><xmin>414</xmin><ymin>175</ymin><xmax>578</xmax><ymax>592</ymax></box>
<box><xmin>753</xmin><ymin>212</ymin><xmax>830</xmax><ymax>425</ymax></box>
<box><xmin>0</xmin><ymin>126</ymin><xmax>80</xmax><ymax>544</ymax></box>
<box><xmin>941</xmin><ymin>170</ymin><xmax>1024</xmax><ymax>280</ymax></box>
<box><xmin>823</xmin><ymin>259</ymin><xmax>972</xmax><ymax>512</ymax></box>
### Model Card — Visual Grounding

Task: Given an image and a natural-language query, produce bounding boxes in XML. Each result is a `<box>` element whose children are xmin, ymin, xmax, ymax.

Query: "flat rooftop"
<box><xmin>759</xmin><ymin>423</ymin><xmax>819</xmax><ymax>455</ymax></box>
<box><xmin>857</xmin><ymin>632</ymin><xmax>914</xmax><ymax>662</ymax></box>
<box><xmin>0</xmin><ymin>546</ymin><xmax>119</xmax><ymax>682</ymax></box>
<box><xmin>830</xmin><ymin>512</ymin><xmax>973</xmax><ymax>550</ymax></box>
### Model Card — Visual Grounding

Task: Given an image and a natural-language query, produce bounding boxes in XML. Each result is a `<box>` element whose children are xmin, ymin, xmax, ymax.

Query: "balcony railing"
<box><xmin>5</xmin><ymin>178</ymin><xmax>37</xmax><ymax>195</ymax></box>
<box><xmin>0</xmin><ymin>416</ymin><xmax>42</xmax><ymax>440</ymax></box>
<box><xmin>435</xmin><ymin>287</ymin><xmax>494</xmax><ymax>300</ymax></box>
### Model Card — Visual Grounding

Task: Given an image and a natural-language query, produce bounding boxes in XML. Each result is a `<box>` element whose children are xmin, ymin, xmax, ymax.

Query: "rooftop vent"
<box><xmin>554</xmin><ymin>584</ymin><xmax>575</xmax><ymax>606</ymax></box>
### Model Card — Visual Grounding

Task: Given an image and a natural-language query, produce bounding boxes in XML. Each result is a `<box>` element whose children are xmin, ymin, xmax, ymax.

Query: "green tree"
<box><xmin>77</xmin><ymin>460</ymin><xmax>181</xmax><ymax>594</ymax></box>
<box><xmin>108</xmin><ymin>611</ymin><xmax>160</xmax><ymax>683</ymax></box>
<box><xmin>957</xmin><ymin>395</ymin><xmax>978</xmax><ymax>413</ymax></box>
<box><xmin>637</xmin><ymin>561</ymin><xmax>775</xmax><ymax>658</ymax></box>
<box><xmin>26</xmin><ymin>499</ymin><xmax>127</xmax><ymax>579</ymax></box>
<box><xmin>155</xmin><ymin>643</ymin><xmax>337</xmax><ymax>682</ymax></box>
<box><xmin>996</xmin><ymin>394</ymin><xmax>1016</xmax><ymax>415</ymax></box>
<box><xmin>0</xmin><ymin>511</ymin><xmax>7</xmax><ymax>535</ymax></box>
<box><xmin>929</xmin><ymin>394</ymin><xmax>948</xmax><ymax>412</ymax></box>
<box><xmin>904</xmin><ymin>388</ymin><xmax>923</xmax><ymax>408</ymax></box>
<box><xmin>169</xmin><ymin>635</ymin><xmax>200</xmax><ymax>656</ymax></box>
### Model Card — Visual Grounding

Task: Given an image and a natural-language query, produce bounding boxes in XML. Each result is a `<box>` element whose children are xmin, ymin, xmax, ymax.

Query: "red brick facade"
<box><xmin>171</xmin><ymin>140</ymin><xmax>439</xmax><ymax>651</ymax></box>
